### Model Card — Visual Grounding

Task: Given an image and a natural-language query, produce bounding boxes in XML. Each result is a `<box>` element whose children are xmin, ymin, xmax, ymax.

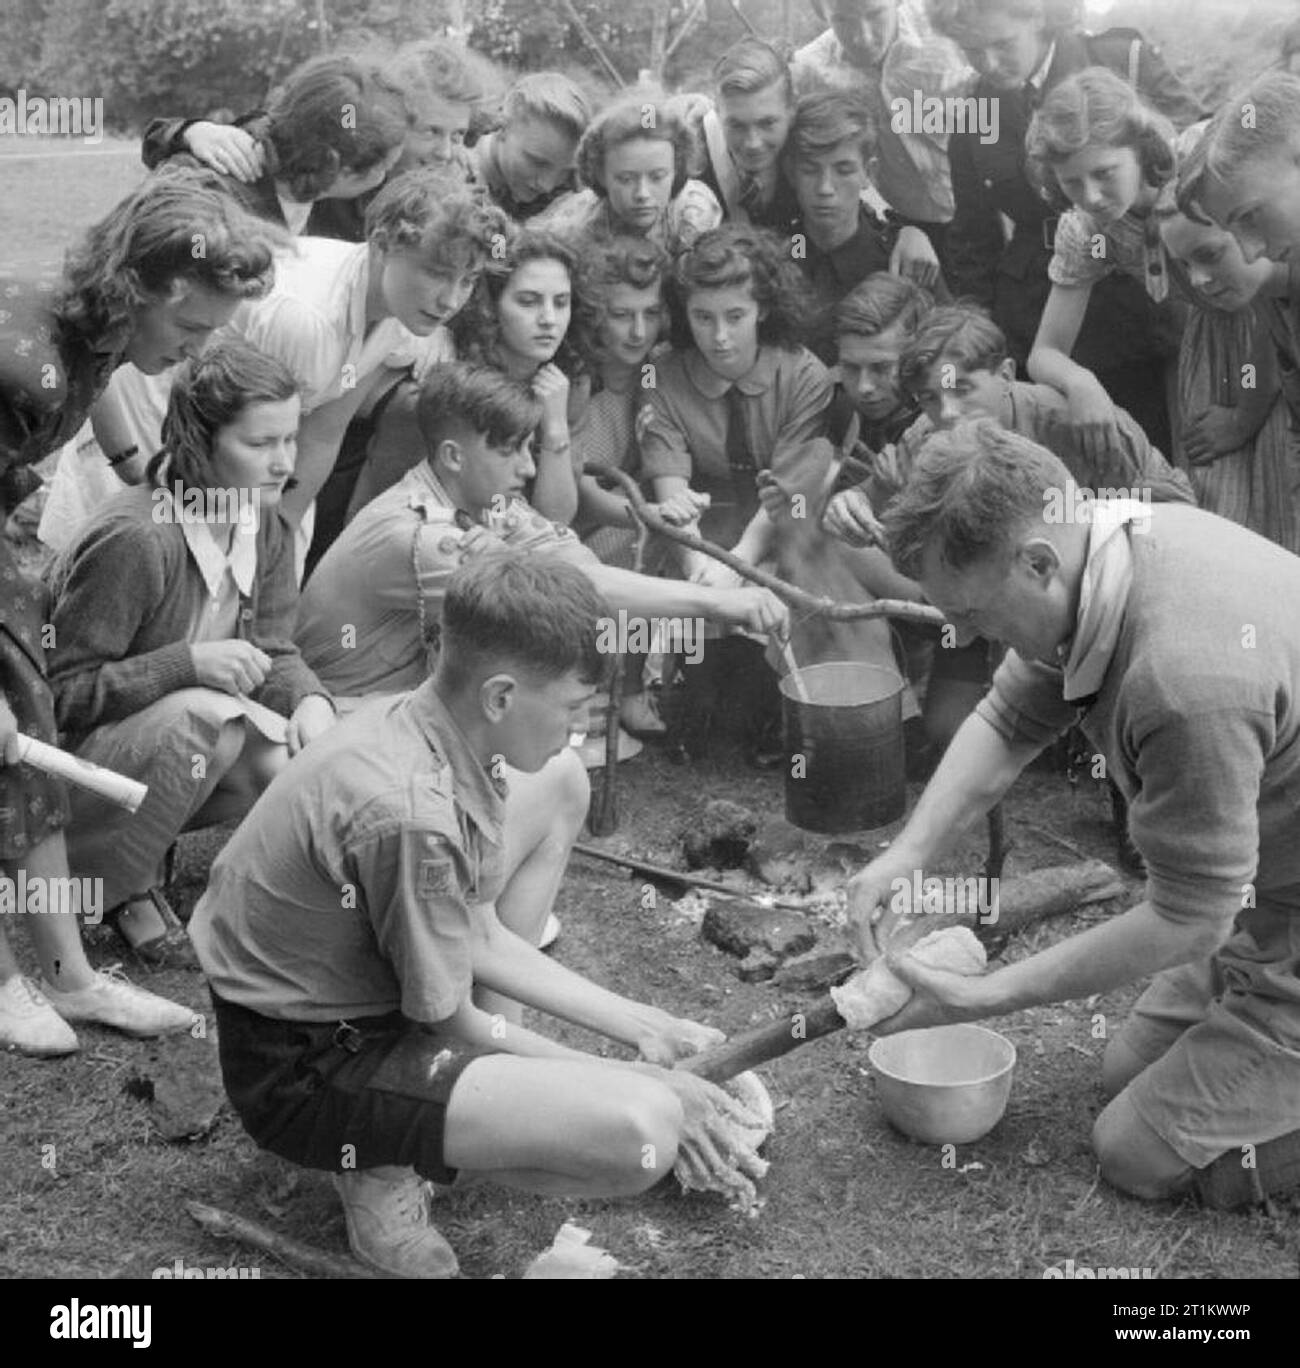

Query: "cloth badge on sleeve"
<box><xmin>418</xmin><ymin>856</ymin><xmax>455</xmax><ymax>897</ymax></box>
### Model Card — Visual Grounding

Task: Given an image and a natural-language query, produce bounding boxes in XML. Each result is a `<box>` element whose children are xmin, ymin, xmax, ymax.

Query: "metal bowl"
<box><xmin>867</xmin><ymin>1024</ymin><xmax>1016</xmax><ymax>1145</ymax></box>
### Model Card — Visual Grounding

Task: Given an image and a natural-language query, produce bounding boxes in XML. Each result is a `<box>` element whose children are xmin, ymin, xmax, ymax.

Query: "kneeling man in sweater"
<box><xmin>190</xmin><ymin>554</ymin><xmax>755</xmax><ymax>1277</ymax></box>
<box><xmin>849</xmin><ymin>419</ymin><xmax>1300</xmax><ymax>1211</ymax></box>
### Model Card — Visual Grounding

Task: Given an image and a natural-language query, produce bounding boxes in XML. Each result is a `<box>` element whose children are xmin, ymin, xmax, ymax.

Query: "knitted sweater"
<box><xmin>977</xmin><ymin>504</ymin><xmax>1300</xmax><ymax>942</ymax></box>
<box><xmin>46</xmin><ymin>484</ymin><xmax>328</xmax><ymax>738</ymax></box>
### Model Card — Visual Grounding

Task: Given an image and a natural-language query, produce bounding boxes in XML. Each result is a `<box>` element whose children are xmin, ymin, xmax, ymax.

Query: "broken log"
<box><xmin>185</xmin><ymin>1201</ymin><xmax>378</xmax><ymax>1280</ymax></box>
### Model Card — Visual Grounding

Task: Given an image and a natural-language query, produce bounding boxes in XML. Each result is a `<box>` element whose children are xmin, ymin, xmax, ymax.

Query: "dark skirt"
<box><xmin>0</xmin><ymin>544</ymin><xmax>68</xmax><ymax>860</ymax></box>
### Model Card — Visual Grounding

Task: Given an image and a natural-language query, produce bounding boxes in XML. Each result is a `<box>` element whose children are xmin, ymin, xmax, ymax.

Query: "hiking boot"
<box><xmin>334</xmin><ymin>1165</ymin><xmax>459</xmax><ymax>1278</ymax></box>
<box><xmin>0</xmin><ymin>974</ymin><xmax>79</xmax><ymax>1057</ymax></box>
<box><xmin>37</xmin><ymin>965</ymin><xmax>195</xmax><ymax>1039</ymax></box>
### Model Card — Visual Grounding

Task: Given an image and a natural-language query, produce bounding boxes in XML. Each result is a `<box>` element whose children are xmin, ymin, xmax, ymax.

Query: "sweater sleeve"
<box><xmin>974</xmin><ymin>651</ymin><xmax>1076</xmax><ymax>750</ymax></box>
<box><xmin>1125</xmin><ymin>701</ymin><xmax>1268</xmax><ymax>924</ymax></box>
<box><xmin>250</xmin><ymin>512</ymin><xmax>331</xmax><ymax>717</ymax></box>
<box><xmin>47</xmin><ymin>521</ymin><xmax>199</xmax><ymax>733</ymax></box>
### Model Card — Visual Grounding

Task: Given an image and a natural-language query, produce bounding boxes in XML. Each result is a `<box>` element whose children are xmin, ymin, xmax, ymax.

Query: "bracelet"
<box><xmin>106</xmin><ymin>445</ymin><xmax>139</xmax><ymax>468</ymax></box>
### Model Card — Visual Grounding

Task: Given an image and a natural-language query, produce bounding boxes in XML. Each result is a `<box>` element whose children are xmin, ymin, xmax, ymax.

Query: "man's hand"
<box><xmin>755</xmin><ymin>469</ymin><xmax>789</xmax><ymax>522</ymax></box>
<box><xmin>636</xmin><ymin>1014</ymin><xmax>724</xmax><ymax>1066</ymax></box>
<box><xmin>1065</xmin><ymin>377</ymin><xmax>1120</xmax><ymax>466</ymax></box>
<box><xmin>0</xmin><ymin>697</ymin><xmax>21</xmax><ymax>766</ymax></box>
<box><xmin>532</xmin><ymin>364</ymin><xmax>571</xmax><ymax>448</ymax></box>
<box><xmin>847</xmin><ymin>852</ymin><xmax>932</xmax><ymax>964</ymax></box>
<box><xmin>1183</xmin><ymin>405</ymin><xmax>1241</xmax><ymax>465</ymax></box>
<box><xmin>183</xmin><ymin>122</ymin><xmax>265</xmax><ymax>183</ymax></box>
<box><xmin>285</xmin><ymin>694</ymin><xmax>336</xmax><ymax>756</ymax></box>
<box><xmin>822</xmin><ymin>486</ymin><xmax>885</xmax><ymax>547</ymax></box>
<box><xmin>190</xmin><ymin>640</ymin><xmax>272</xmax><ymax>696</ymax></box>
<box><xmin>890</xmin><ymin>225</ymin><xmax>941</xmax><ymax>290</ymax></box>
<box><xmin>869</xmin><ymin>952</ymin><xmax>1002</xmax><ymax>1035</ymax></box>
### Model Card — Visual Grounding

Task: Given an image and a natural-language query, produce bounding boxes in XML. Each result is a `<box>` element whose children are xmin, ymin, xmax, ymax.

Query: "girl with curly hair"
<box><xmin>0</xmin><ymin>167</ymin><xmax>284</xmax><ymax>1054</ymax></box>
<box><xmin>448</xmin><ymin>227</ymin><xmax>588</xmax><ymax>525</ymax></box>
<box><xmin>1025</xmin><ymin>67</ymin><xmax>1185</xmax><ymax>464</ymax></box>
<box><xmin>640</xmin><ymin>223</ymin><xmax>834</xmax><ymax>567</ymax></box>
<box><xmin>537</xmin><ymin>95</ymin><xmax>721</xmax><ymax>250</ymax></box>
<box><xmin>47</xmin><ymin>338</ymin><xmax>335</xmax><ymax>974</ymax></box>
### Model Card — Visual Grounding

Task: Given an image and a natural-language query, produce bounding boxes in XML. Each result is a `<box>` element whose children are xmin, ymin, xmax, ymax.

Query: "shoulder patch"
<box><xmin>418</xmin><ymin>856</ymin><xmax>455</xmax><ymax>897</ymax></box>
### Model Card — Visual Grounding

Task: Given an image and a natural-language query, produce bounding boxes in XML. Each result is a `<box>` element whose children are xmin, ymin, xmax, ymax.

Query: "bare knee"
<box><xmin>1092</xmin><ymin>1098</ymin><xmax>1192</xmax><ymax>1202</ymax></box>
<box><xmin>596</xmin><ymin>1080</ymin><xmax>683</xmax><ymax>1197</ymax></box>
<box><xmin>552</xmin><ymin>746</ymin><xmax>590</xmax><ymax>827</ymax></box>
<box><xmin>1101</xmin><ymin>1035</ymin><xmax>1150</xmax><ymax>1100</ymax></box>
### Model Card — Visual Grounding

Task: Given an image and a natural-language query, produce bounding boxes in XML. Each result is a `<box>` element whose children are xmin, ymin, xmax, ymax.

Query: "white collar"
<box><xmin>179</xmin><ymin>508</ymin><xmax>258</xmax><ymax>600</ymax></box>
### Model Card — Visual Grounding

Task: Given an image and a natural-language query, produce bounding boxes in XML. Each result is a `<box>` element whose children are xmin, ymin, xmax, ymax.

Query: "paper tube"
<box><xmin>14</xmin><ymin>736</ymin><xmax>148</xmax><ymax>813</ymax></box>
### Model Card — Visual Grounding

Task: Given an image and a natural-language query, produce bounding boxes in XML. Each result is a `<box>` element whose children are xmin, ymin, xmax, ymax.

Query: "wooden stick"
<box><xmin>585</xmin><ymin>464</ymin><xmax>946</xmax><ymax>628</ymax></box>
<box><xmin>776</xmin><ymin>634</ymin><xmax>811</xmax><ymax>704</ymax></box>
<box><xmin>680</xmin><ymin>996</ymin><xmax>846</xmax><ymax>1082</ymax></box>
<box><xmin>185</xmin><ymin>1200</ymin><xmax>378</xmax><ymax>1280</ymax></box>
<box><xmin>570</xmin><ymin>841</ymin><xmax>809</xmax><ymax>910</ymax></box>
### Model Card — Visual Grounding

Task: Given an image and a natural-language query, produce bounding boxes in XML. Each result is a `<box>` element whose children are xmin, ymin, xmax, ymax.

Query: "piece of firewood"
<box><xmin>185</xmin><ymin>1200</ymin><xmax>376</xmax><ymax>1279</ymax></box>
<box><xmin>680</xmin><ymin>996</ymin><xmax>847</xmax><ymax>1083</ymax></box>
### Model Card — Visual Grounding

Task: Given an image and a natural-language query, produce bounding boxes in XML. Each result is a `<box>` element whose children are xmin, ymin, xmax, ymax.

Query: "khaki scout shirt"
<box><xmin>296</xmin><ymin>460</ymin><xmax>597</xmax><ymax>697</ymax></box>
<box><xmin>189</xmin><ymin>683</ymin><xmax>506</xmax><ymax>1024</ymax></box>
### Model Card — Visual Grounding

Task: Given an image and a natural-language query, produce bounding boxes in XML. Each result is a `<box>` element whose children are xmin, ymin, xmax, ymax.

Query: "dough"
<box><xmin>829</xmin><ymin>925</ymin><xmax>986</xmax><ymax>1030</ymax></box>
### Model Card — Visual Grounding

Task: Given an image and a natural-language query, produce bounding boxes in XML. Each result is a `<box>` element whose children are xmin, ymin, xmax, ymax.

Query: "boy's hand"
<box><xmin>183</xmin><ymin>122</ymin><xmax>264</xmax><ymax>183</ymax></box>
<box><xmin>654</xmin><ymin>488</ymin><xmax>710</xmax><ymax>526</ymax></box>
<box><xmin>822</xmin><ymin>487</ymin><xmax>885</xmax><ymax>547</ymax></box>
<box><xmin>719</xmin><ymin>585</ymin><xmax>788</xmax><ymax>636</ymax></box>
<box><xmin>755</xmin><ymin>469</ymin><xmax>790</xmax><ymax>521</ymax></box>
<box><xmin>636</xmin><ymin>1015</ymin><xmax>724</xmax><ymax>1066</ymax></box>
<box><xmin>532</xmin><ymin>364</ymin><xmax>571</xmax><ymax>447</ymax></box>
<box><xmin>1065</xmin><ymin>379</ymin><xmax>1120</xmax><ymax>465</ymax></box>
<box><xmin>1183</xmin><ymin>405</ymin><xmax>1240</xmax><ymax>464</ymax></box>
<box><xmin>656</xmin><ymin>1070</ymin><xmax>767</xmax><ymax>1183</ymax></box>
<box><xmin>0</xmin><ymin>697</ymin><xmax>21</xmax><ymax>766</ymax></box>
<box><xmin>890</xmin><ymin>225</ymin><xmax>940</xmax><ymax>290</ymax></box>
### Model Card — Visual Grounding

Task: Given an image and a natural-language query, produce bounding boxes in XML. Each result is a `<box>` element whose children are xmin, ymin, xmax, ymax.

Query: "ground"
<box><xmin>2</xmin><ymin>141</ymin><xmax>1297</xmax><ymax>1282</ymax></box>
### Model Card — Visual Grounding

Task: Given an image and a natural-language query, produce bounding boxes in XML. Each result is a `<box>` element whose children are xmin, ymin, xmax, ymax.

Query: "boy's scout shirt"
<box><xmin>189</xmin><ymin>684</ymin><xmax>507</xmax><ymax>1025</ymax></box>
<box><xmin>295</xmin><ymin>460</ymin><xmax>600</xmax><ymax>697</ymax></box>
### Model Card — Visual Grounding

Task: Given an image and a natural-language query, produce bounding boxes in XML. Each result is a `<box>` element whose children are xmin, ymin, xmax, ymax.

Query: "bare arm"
<box><xmin>278</xmin><ymin>386</ymin><xmax>371</xmax><ymax>528</ymax></box>
<box><xmin>1029</xmin><ymin>282</ymin><xmax>1120</xmax><ymax>465</ymax></box>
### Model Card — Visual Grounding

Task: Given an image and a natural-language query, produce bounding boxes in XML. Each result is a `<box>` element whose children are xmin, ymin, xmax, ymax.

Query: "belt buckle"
<box><xmin>332</xmin><ymin>1021</ymin><xmax>363</xmax><ymax>1054</ymax></box>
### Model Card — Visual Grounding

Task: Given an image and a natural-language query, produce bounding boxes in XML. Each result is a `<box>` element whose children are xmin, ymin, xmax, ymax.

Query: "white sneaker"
<box><xmin>37</xmin><ymin>965</ymin><xmax>195</xmax><ymax>1039</ymax></box>
<box><xmin>0</xmin><ymin>975</ymin><xmax>79</xmax><ymax>1057</ymax></box>
<box><xmin>333</xmin><ymin>1166</ymin><xmax>459</xmax><ymax>1278</ymax></box>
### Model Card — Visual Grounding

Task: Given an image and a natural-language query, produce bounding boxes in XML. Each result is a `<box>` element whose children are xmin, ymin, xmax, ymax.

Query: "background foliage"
<box><xmin>0</xmin><ymin>0</ymin><xmax>1289</xmax><ymax>132</ymax></box>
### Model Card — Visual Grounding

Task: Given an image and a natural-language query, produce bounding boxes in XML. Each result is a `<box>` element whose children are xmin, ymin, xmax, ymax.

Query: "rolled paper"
<box><xmin>14</xmin><ymin>735</ymin><xmax>148</xmax><ymax>813</ymax></box>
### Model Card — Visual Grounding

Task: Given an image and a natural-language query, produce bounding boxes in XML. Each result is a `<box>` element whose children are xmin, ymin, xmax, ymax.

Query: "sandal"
<box><xmin>106</xmin><ymin>889</ymin><xmax>199</xmax><ymax>972</ymax></box>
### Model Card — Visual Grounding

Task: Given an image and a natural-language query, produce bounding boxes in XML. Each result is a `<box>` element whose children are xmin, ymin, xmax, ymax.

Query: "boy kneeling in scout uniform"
<box><xmin>190</xmin><ymin>554</ymin><xmax>753</xmax><ymax>1278</ymax></box>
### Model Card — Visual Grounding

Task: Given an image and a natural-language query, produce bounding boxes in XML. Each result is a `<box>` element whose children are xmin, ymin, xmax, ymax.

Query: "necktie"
<box><xmin>738</xmin><ymin>174</ymin><xmax>765</xmax><ymax>222</ymax></box>
<box><xmin>725</xmin><ymin>383</ymin><xmax>760</xmax><ymax>532</ymax></box>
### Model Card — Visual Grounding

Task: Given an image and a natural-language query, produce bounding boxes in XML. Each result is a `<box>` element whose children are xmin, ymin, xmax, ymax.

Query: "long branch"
<box><xmin>584</xmin><ymin>463</ymin><xmax>945</xmax><ymax>628</ymax></box>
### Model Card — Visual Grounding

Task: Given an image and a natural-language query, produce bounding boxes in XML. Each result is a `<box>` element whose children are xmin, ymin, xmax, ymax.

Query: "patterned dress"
<box><xmin>0</xmin><ymin>275</ymin><xmax>120</xmax><ymax>857</ymax></box>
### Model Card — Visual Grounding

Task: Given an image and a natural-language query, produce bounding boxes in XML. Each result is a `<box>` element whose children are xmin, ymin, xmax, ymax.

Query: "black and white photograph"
<box><xmin>0</xmin><ymin>0</ymin><xmax>1297</xmax><ymax>1316</ymax></box>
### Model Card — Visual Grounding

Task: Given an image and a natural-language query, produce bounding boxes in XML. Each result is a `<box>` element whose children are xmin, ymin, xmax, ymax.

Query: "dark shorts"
<box><xmin>211</xmin><ymin>989</ymin><xmax>486</xmax><ymax>1184</ymax></box>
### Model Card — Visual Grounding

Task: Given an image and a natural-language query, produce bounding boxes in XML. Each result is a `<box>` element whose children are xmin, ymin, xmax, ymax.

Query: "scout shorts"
<box><xmin>211</xmin><ymin>988</ymin><xmax>486</xmax><ymax>1184</ymax></box>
